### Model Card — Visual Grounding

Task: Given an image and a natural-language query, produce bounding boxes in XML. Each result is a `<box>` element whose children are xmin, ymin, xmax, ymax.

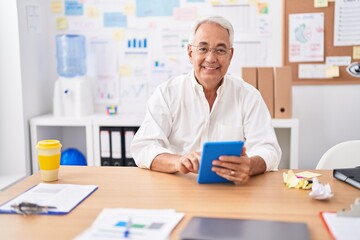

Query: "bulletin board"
<box><xmin>284</xmin><ymin>0</ymin><xmax>360</xmax><ymax>85</ymax></box>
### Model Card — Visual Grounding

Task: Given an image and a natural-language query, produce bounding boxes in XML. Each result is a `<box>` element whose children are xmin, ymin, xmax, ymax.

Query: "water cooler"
<box><xmin>53</xmin><ymin>34</ymin><xmax>94</xmax><ymax>117</ymax></box>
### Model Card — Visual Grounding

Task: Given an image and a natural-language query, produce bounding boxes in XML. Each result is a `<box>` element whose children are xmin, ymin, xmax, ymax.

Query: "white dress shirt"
<box><xmin>131</xmin><ymin>71</ymin><xmax>281</xmax><ymax>171</ymax></box>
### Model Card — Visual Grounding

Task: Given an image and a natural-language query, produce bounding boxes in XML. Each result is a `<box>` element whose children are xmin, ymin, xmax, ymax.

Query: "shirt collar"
<box><xmin>190</xmin><ymin>70</ymin><xmax>201</xmax><ymax>91</ymax></box>
<box><xmin>190</xmin><ymin>70</ymin><xmax>227</xmax><ymax>96</ymax></box>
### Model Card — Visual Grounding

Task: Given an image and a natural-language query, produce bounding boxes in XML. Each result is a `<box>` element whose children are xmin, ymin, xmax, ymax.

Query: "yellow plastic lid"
<box><xmin>36</xmin><ymin>140</ymin><xmax>62</xmax><ymax>150</ymax></box>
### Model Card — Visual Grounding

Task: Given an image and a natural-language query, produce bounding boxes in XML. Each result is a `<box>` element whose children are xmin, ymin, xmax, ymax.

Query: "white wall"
<box><xmin>293</xmin><ymin>85</ymin><xmax>360</xmax><ymax>169</ymax></box>
<box><xmin>16</xmin><ymin>0</ymin><xmax>54</xmax><ymax>175</ymax></box>
<box><xmin>0</xmin><ymin>2</ymin><xmax>27</xmax><ymax>179</ymax></box>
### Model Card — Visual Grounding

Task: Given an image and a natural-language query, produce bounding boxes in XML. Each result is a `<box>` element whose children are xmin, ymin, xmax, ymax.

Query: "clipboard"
<box><xmin>320</xmin><ymin>211</ymin><xmax>360</xmax><ymax>239</ymax></box>
<box><xmin>0</xmin><ymin>183</ymin><xmax>98</xmax><ymax>215</ymax></box>
<box><xmin>197</xmin><ymin>141</ymin><xmax>244</xmax><ymax>184</ymax></box>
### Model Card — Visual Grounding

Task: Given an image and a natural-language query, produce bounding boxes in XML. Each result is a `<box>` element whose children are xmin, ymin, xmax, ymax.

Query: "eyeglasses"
<box><xmin>190</xmin><ymin>45</ymin><xmax>232</xmax><ymax>56</ymax></box>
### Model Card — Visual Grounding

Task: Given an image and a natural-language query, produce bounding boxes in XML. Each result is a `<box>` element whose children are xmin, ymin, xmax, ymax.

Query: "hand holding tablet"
<box><xmin>197</xmin><ymin>141</ymin><xmax>244</xmax><ymax>184</ymax></box>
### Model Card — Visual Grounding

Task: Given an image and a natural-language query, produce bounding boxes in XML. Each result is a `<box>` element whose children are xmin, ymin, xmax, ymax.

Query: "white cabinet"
<box><xmin>30</xmin><ymin>115</ymin><xmax>94</xmax><ymax>172</ymax></box>
<box><xmin>30</xmin><ymin>114</ymin><xmax>299</xmax><ymax>172</ymax></box>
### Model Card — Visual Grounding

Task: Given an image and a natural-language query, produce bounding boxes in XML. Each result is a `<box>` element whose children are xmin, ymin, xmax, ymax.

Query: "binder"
<box><xmin>241</xmin><ymin>67</ymin><xmax>257</xmax><ymax>88</ymax></box>
<box><xmin>123</xmin><ymin>128</ymin><xmax>138</xmax><ymax>166</ymax></box>
<box><xmin>100</xmin><ymin>128</ymin><xmax>111</xmax><ymax>166</ymax></box>
<box><xmin>257</xmin><ymin>67</ymin><xmax>274</xmax><ymax>117</ymax></box>
<box><xmin>111</xmin><ymin>129</ymin><xmax>123</xmax><ymax>166</ymax></box>
<box><xmin>274</xmin><ymin>66</ymin><xmax>292</xmax><ymax>118</ymax></box>
<box><xmin>99</xmin><ymin>126</ymin><xmax>138</xmax><ymax>167</ymax></box>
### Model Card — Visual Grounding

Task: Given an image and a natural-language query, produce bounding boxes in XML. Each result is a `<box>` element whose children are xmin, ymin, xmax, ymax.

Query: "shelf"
<box><xmin>30</xmin><ymin>114</ymin><xmax>300</xmax><ymax>171</ymax></box>
<box><xmin>30</xmin><ymin>115</ymin><xmax>95</xmax><ymax>173</ymax></box>
<box><xmin>272</xmin><ymin>118</ymin><xmax>299</xmax><ymax>128</ymax></box>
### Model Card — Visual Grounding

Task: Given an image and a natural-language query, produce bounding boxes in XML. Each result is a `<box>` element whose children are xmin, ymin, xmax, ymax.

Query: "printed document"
<box><xmin>75</xmin><ymin>208</ymin><xmax>184</xmax><ymax>240</ymax></box>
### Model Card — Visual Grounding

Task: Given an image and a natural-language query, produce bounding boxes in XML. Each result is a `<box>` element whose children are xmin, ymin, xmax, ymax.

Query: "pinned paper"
<box><xmin>326</xmin><ymin>56</ymin><xmax>351</xmax><ymax>66</ymax></box>
<box><xmin>283</xmin><ymin>170</ymin><xmax>312</xmax><ymax>189</ymax></box>
<box><xmin>309</xmin><ymin>177</ymin><xmax>333</xmax><ymax>200</ymax></box>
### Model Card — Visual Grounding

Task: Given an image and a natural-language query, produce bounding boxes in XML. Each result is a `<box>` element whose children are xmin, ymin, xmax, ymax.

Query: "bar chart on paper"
<box><xmin>127</xmin><ymin>38</ymin><xmax>148</xmax><ymax>49</ymax></box>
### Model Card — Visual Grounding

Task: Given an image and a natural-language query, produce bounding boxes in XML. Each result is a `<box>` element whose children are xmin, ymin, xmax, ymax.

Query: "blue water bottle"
<box><xmin>56</xmin><ymin>34</ymin><xmax>86</xmax><ymax>78</ymax></box>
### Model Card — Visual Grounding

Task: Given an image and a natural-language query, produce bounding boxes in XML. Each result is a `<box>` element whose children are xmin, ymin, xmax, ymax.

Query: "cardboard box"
<box><xmin>241</xmin><ymin>67</ymin><xmax>257</xmax><ymax>88</ymax></box>
<box><xmin>257</xmin><ymin>67</ymin><xmax>274</xmax><ymax>117</ymax></box>
<box><xmin>274</xmin><ymin>67</ymin><xmax>292</xmax><ymax>118</ymax></box>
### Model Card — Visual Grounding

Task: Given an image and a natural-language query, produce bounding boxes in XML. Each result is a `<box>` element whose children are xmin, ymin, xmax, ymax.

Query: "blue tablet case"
<box><xmin>197</xmin><ymin>141</ymin><xmax>244</xmax><ymax>184</ymax></box>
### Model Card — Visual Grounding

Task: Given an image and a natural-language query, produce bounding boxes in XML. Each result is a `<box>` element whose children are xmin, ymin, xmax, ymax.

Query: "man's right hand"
<box><xmin>176</xmin><ymin>152</ymin><xmax>201</xmax><ymax>174</ymax></box>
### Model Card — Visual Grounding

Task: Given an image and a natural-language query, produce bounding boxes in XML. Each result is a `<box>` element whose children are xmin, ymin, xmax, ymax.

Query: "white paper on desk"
<box><xmin>321</xmin><ymin>212</ymin><xmax>360</xmax><ymax>240</ymax></box>
<box><xmin>75</xmin><ymin>208</ymin><xmax>184</xmax><ymax>240</ymax></box>
<box><xmin>0</xmin><ymin>183</ymin><xmax>98</xmax><ymax>214</ymax></box>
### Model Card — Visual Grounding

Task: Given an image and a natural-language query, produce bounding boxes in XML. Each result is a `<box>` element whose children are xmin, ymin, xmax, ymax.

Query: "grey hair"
<box><xmin>188</xmin><ymin>15</ymin><xmax>234</xmax><ymax>47</ymax></box>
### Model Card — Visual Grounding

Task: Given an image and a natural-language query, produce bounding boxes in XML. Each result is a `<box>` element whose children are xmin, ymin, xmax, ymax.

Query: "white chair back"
<box><xmin>316</xmin><ymin>140</ymin><xmax>360</xmax><ymax>170</ymax></box>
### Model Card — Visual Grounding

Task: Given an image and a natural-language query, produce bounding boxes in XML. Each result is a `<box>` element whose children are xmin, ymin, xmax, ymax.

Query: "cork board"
<box><xmin>284</xmin><ymin>0</ymin><xmax>360</xmax><ymax>85</ymax></box>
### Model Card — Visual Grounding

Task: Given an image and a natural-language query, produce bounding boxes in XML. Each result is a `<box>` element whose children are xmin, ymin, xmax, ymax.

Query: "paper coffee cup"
<box><xmin>36</xmin><ymin>140</ymin><xmax>62</xmax><ymax>182</ymax></box>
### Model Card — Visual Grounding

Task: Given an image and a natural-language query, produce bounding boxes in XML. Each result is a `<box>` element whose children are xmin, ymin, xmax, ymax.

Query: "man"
<box><xmin>131</xmin><ymin>15</ymin><xmax>281</xmax><ymax>185</ymax></box>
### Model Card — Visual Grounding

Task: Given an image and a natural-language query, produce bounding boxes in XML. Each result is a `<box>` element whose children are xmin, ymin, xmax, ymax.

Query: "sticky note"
<box><xmin>113</xmin><ymin>29</ymin><xmax>125</xmax><ymax>42</ymax></box>
<box><xmin>123</xmin><ymin>3</ymin><xmax>135</xmax><ymax>16</ymax></box>
<box><xmin>353</xmin><ymin>46</ymin><xmax>360</xmax><ymax>60</ymax></box>
<box><xmin>248</xmin><ymin>0</ymin><xmax>259</xmax><ymax>5</ymax></box>
<box><xmin>51</xmin><ymin>1</ymin><xmax>63</xmax><ymax>14</ymax></box>
<box><xmin>283</xmin><ymin>170</ymin><xmax>312</xmax><ymax>190</ymax></box>
<box><xmin>325</xmin><ymin>66</ymin><xmax>340</xmax><ymax>78</ymax></box>
<box><xmin>314</xmin><ymin>0</ymin><xmax>328</xmax><ymax>8</ymax></box>
<box><xmin>119</xmin><ymin>66</ymin><xmax>131</xmax><ymax>77</ymax></box>
<box><xmin>86</xmin><ymin>7</ymin><xmax>99</xmax><ymax>19</ymax></box>
<box><xmin>56</xmin><ymin>17</ymin><xmax>68</xmax><ymax>30</ymax></box>
<box><xmin>296</xmin><ymin>171</ymin><xmax>322</xmax><ymax>179</ymax></box>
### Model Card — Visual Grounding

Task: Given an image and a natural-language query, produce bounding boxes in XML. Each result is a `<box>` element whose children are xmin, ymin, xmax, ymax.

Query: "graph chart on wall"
<box><xmin>118</xmin><ymin>81</ymin><xmax>147</xmax><ymax>114</ymax></box>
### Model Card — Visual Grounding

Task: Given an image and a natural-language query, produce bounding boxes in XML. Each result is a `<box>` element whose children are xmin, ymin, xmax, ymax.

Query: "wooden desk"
<box><xmin>0</xmin><ymin>167</ymin><xmax>358</xmax><ymax>239</ymax></box>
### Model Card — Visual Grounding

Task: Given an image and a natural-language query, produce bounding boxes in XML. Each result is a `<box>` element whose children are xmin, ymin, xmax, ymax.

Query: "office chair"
<box><xmin>316</xmin><ymin>140</ymin><xmax>360</xmax><ymax>170</ymax></box>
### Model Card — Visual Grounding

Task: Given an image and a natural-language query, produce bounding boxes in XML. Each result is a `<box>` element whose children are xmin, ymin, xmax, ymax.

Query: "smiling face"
<box><xmin>188</xmin><ymin>22</ymin><xmax>233</xmax><ymax>90</ymax></box>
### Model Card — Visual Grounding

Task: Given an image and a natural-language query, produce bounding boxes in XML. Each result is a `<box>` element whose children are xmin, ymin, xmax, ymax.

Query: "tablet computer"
<box><xmin>197</xmin><ymin>141</ymin><xmax>244</xmax><ymax>184</ymax></box>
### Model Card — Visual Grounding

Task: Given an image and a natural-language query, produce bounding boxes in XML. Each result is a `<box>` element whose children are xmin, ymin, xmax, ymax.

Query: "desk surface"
<box><xmin>0</xmin><ymin>166</ymin><xmax>358</xmax><ymax>240</ymax></box>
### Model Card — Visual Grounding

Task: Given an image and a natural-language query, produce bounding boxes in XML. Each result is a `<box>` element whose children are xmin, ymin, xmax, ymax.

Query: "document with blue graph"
<box><xmin>75</xmin><ymin>208</ymin><xmax>184</xmax><ymax>240</ymax></box>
